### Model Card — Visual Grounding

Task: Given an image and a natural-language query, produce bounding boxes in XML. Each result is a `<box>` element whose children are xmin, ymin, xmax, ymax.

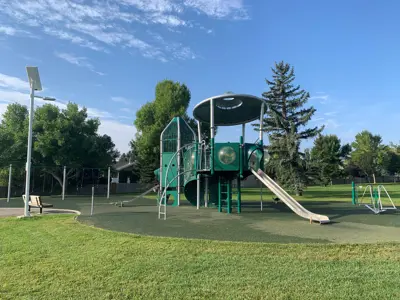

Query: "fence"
<box><xmin>0</xmin><ymin>164</ymin><xmax>150</xmax><ymax>200</ymax></box>
<box><xmin>331</xmin><ymin>176</ymin><xmax>400</xmax><ymax>185</ymax></box>
<box><xmin>234</xmin><ymin>175</ymin><xmax>400</xmax><ymax>189</ymax></box>
<box><xmin>3</xmin><ymin>163</ymin><xmax>398</xmax><ymax>200</ymax></box>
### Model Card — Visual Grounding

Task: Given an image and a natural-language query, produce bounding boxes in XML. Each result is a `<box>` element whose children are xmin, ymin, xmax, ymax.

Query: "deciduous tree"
<box><xmin>350</xmin><ymin>130</ymin><xmax>387</xmax><ymax>183</ymax></box>
<box><xmin>133</xmin><ymin>80</ymin><xmax>191</xmax><ymax>183</ymax></box>
<box><xmin>310</xmin><ymin>134</ymin><xmax>351</xmax><ymax>185</ymax></box>
<box><xmin>0</xmin><ymin>102</ymin><xmax>119</xmax><ymax>190</ymax></box>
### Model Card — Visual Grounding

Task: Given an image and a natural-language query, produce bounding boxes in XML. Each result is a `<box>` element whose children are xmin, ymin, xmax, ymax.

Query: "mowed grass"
<box><xmin>1</xmin><ymin>215</ymin><xmax>400</xmax><ymax>299</ymax></box>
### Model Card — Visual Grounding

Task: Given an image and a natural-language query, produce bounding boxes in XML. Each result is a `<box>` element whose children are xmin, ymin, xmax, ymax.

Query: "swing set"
<box><xmin>351</xmin><ymin>181</ymin><xmax>397</xmax><ymax>214</ymax></box>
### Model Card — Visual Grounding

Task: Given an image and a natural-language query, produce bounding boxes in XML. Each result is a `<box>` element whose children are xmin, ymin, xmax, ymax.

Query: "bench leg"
<box><xmin>28</xmin><ymin>206</ymin><xmax>31</xmax><ymax>212</ymax></box>
<box><xmin>40</xmin><ymin>207</ymin><xmax>42</xmax><ymax>214</ymax></box>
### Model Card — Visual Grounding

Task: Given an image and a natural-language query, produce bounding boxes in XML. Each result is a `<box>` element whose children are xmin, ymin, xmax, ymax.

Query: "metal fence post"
<box><xmin>7</xmin><ymin>164</ymin><xmax>12</xmax><ymax>202</ymax></box>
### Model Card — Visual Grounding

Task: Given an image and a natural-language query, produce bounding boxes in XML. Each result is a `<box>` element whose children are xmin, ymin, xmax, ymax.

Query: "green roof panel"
<box><xmin>193</xmin><ymin>94</ymin><xmax>266</xmax><ymax>126</ymax></box>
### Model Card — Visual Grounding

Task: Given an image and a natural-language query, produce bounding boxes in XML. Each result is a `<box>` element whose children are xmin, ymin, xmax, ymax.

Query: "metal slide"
<box><xmin>251</xmin><ymin>169</ymin><xmax>330</xmax><ymax>224</ymax></box>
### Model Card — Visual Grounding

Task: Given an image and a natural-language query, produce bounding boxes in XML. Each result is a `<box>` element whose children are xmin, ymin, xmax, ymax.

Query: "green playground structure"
<box><xmin>154</xmin><ymin>93</ymin><xmax>330</xmax><ymax>223</ymax></box>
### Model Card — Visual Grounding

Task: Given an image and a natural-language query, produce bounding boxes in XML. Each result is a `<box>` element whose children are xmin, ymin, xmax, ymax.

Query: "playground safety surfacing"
<box><xmin>2</xmin><ymin>195</ymin><xmax>400</xmax><ymax>244</ymax></box>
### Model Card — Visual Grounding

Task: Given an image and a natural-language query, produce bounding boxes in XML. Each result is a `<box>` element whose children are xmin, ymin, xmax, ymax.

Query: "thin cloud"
<box><xmin>0</xmin><ymin>25</ymin><xmax>31</xmax><ymax>37</ymax></box>
<box><xmin>0</xmin><ymin>73</ymin><xmax>29</xmax><ymax>91</ymax></box>
<box><xmin>324</xmin><ymin>111</ymin><xmax>338</xmax><ymax>116</ymax></box>
<box><xmin>111</xmin><ymin>97</ymin><xmax>131</xmax><ymax>105</ymax></box>
<box><xmin>120</xmin><ymin>107</ymin><xmax>135</xmax><ymax>113</ymax></box>
<box><xmin>310</xmin><ymin>94</ymin><xmax>329</xmax><ymax>104</ymax></box>
<box><xmin>0</xmin><ymin>0</ymin><xmax>249</xmax><ymax>62</ymax></box>
<box><xmin>0</xmin><ymin>25</ymin><xmax>18</xmax><ymax>36</ymax></box>
<box><xmin>54</xmin><ymin>52</ymin><xmax>105</xmax><ymax>76</ymax></box>
<box><xmin>184</xmin><ymin>0</ymin><xmax>249</xmax><ymax>19</ymax></box>
<box><xmin>44</xmin><ymin>27</ymin><xmax>105</xmax><ymax>52</ymax></box>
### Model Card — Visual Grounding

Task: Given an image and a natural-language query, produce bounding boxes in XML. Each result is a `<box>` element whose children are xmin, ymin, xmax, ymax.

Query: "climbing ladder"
<box><xmin>218</xmin><ymin>177</ymin><xmax>232</xmax><ymax>213</ymax></box>
<box><xmin>158</xmin><ymin>193</ymin><xmax>167</xmax><ymax>220</ymax></box>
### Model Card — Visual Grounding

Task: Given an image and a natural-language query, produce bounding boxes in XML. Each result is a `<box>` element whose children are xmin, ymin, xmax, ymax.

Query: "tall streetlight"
<box><xmin>24</xmin><ymin>67</ymin><xmax>56</xmax><ymax>217</ymax></box>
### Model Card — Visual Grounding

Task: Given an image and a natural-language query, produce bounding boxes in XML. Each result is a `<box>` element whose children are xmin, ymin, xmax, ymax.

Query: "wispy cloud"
<box><xmin>120</xmin><ymin>107</ymin><xmax>135</xmax><ymax>113</ymax></box>
<box><xmin>0</xmin><ymin>25</ymin><xmax>18</xmax><ymax>36</ymax></box>
<box><xmin>0</xmin><ymin>0</ymin><xmax>249</xmax><ymax>62</ymax></box>
<box><xmin>310</xmin><ymin>114</ymin><xmax>340</xmax><ymax>130</ymax></box>
<box><xmin>310</xmin><ymin>94</ymin><xmax>330</xmax><ymax>104</ymax></box>
<box><xmin>323</xmin><ymin>119</ymin><xmax>340</xmax><ymax>129</ymax></box>
<box><xmin>324</xmin><ymin>111</ymin><xmax>338</xmax><ymax>116</ymax></box>
<box><xmin>111</xmin><ymin>97</ymin><xmax>131</xmax><ymax>105</ymax></box>
<box><xmin>54</xmin><ymin>52</ymin><xmax>105</xmax><ymax>75</ymax></box>
<box><xmin>184</xmin><ymin>0</ymin><xmax>249</xmax><ymax>19</ymax></box>
<box><xmin>0</xmin><ymin>25</ymin><xmax>30</xmax><ymax>37</ymax></box>
<box><xmin>44</xmin><ymin>27</ymin><xmax>105</xmax><ymax>52</ymax></box>
<box><xmin>0</xmin><ymin>73</ymin><xmax>29</xmax><ymax>91</ymax></box>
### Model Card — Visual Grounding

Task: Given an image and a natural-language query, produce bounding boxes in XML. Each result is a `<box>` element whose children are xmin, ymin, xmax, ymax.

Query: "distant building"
<box><xmin>112</xmin><ymin>156</ymin><xmax>139</xmax><ymax>184</ymax></box>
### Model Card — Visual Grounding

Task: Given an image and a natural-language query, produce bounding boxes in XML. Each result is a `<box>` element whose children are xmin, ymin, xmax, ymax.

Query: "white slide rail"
<box><xmin>251</xmin><ymin>169</ymin><xmax>330</xmax><ymax>224</ymax></box>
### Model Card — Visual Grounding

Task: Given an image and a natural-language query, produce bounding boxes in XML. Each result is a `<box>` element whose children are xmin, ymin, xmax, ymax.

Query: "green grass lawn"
<box><xmin>1</xmin><ymin>215</ymin><xmax>400</xmax><ymax>300</ymax></box>
<box><xmin>1</xmin><ymin>184</ymin><xmax>400</xmax><ymax>299</ymax></box>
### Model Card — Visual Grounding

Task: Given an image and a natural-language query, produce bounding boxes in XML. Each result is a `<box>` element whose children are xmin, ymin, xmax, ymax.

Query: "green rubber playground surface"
<box><xmin>2</xmin><ymin>184</ymin><xmax>400</xmax><ymax>244</ymax></box>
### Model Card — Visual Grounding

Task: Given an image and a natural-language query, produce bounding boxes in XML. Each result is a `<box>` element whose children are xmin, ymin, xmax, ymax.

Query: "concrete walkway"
<box><xmin>0</xmin><ymin>208</ymin><xmax>81</xmax><ymax>218</ymax></box>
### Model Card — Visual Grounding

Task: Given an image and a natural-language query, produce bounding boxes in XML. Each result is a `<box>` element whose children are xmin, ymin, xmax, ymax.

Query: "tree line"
<box><xmin>1</xmin><ymin>61</ymin><xmax>398</xmax><ymax>195</ymax></box>
<box><xmin>0</xmin><ymin>103</ymin><xmax>119</xmax><ymax>189</ymax></box>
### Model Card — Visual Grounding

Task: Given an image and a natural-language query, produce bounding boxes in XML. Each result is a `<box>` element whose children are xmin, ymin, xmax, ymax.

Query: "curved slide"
<box><xmin>184</xmin><ymin>178</ymin><xmax>198</xmax><ymax>206</ymax></box>
<box><xmin>252</xmin><ymin>169</ymin><xmax>330</xmax><ymax>224</ymax></box>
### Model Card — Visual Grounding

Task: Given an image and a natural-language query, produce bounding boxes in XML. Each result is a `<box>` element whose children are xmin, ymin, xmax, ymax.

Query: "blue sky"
<box><xmin>1</xmin><ymin>0</ymin><xmax>400</xmax><ymax>154</ymax></box>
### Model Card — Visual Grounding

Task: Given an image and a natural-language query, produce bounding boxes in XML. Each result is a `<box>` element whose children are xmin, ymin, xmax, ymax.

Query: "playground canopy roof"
<box><xmin>193</xmin><ymin>94</ymin><xmax>266</xmax><ymax>126</ymax></box>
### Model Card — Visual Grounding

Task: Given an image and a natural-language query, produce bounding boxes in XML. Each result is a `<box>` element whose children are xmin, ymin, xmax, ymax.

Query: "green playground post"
<box><xmin>351</xmin><ymin>181</ymin><xmax>357</xmax><ymax>205</ymax></box>
<box><xmin>237</xmin><ymin>176</ymin><xmax>241</xmax><ymax>214</ymax></box>
<box><xmin>218</xmin><ymin>177</ymin><xmax>222</xmax><ymax>212</ymax></box>
<box><xmin>239</xmin><ymin>136</ymin><xmax>243</xmax><ymax>178</ymax></box>
<box><xmin>227</xmin><ymin>180</ymin><xmax>232</xmax><ymax>214</ymax></box>
<box><xmin>373</xmin><ymin>187</ymin><xmax>379</xmax><ymax>207</ymax></box>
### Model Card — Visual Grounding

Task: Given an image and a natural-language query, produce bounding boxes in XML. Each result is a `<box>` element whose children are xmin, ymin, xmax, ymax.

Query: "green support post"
<box><xmin>227</xmin><ymin>180</ymin><xmax>232</xmax><ymax>214</ymax></box>
<box><xmin>351</xmin><ymin>181</ymin><xmax>357</xmax><ymax>205</ymax></box>
<box><xmin>218</xmin><ymin>176</ymin><xmax>222</xmax><ymax>212</ymax></box>
<box><xmin>239</xmin><ymin>136</ymin><xmax>243</xmax><ymax>178</ymax></box>
<box><xmin>210</xmin><ymin>137</ymin><xmax>214</xmax><ymax>175</ymax></box>
<box><xmin>373</xmin><ymin>187</ymin><xmax>379</xmax><ymax>207</ymax></box>
<box><xmin>237</xmin><ymin>176</ymin><xmax>241</xmax><ymax>214</ymax></box>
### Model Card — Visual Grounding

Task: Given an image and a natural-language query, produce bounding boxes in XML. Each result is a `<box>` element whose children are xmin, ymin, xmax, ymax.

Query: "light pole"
<box><xmin>24</xmin><ymin>67</ymin><xmax>55</xmax><ymax>217</ymax></box>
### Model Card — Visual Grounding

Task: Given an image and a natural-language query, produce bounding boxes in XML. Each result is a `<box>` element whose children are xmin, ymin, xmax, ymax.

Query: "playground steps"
<box><xmin>218</xmin><ymin>177</ymin><xmax>239</xmax><ymax>213</ymax></box>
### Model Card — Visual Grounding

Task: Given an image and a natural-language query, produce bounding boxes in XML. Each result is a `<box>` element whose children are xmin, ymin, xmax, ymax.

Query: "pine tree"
<box><xmin>255</xmin><ymin>61</ymin><xmax>323</xmax><ymax>195</ymax></box>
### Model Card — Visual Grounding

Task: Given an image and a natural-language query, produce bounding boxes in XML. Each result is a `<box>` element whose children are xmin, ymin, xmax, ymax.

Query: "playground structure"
<box><xmin>154</xmin><ymin>93</ymin><xmax>330</xmax><ymax>223</ymax></box>
<box><xmin>352</xmin><ymin>182</ymin><xmax>397</xmax><ymax>214</ymax></box>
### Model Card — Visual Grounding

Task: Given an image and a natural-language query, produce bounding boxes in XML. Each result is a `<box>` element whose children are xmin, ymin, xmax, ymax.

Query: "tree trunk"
<box><xmin>295</xmin><ymin>188</ymin><xmax>303</xmax><ymax>196</ymax></box>
<box><xmin>372</xmin><ymin>173</ymin><xmax>376</xmax><ymax>184</ymax></box>
<box><xmin>45</xmin><ymin>170</ymin><xmax>63</xmax><ymax>192</ymax></box>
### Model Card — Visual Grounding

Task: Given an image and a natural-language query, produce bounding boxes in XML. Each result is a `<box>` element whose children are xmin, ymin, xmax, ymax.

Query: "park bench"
<box><xmin>22</xmin><ymin>195</ymin><xmax>53</xmax><ymax>214</ymax></box>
